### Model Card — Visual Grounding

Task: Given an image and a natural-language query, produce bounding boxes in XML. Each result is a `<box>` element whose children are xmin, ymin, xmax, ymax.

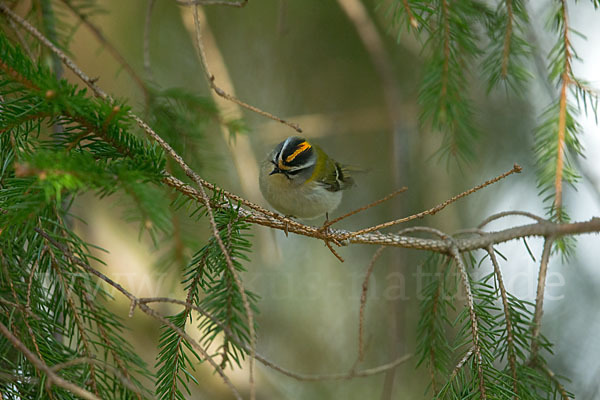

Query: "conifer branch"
<box><xmin>81</xmin><ymin>293</ymin><xmax>143</xmax><ymax>400</ymax></box>
<box><xmin>486</xmin><ymin>245</ymin><xmax>518</xmax><ymax>398</ymax></box>
<box><xmin>35</xmin><ymin>228</ymin><xmax>244</xmax><ymax>400</ymax></box>
<box><xmin>401</xmin><ymin>0</ymin><xmax>418</xmax><ymax>29</ymax></box>
<box><xmin>449</xmin><ymin>245</ymin><xmax>486</xmax><ymax>399</ymax></box>
<box><xmin>554</xmin><ymin>0</ymin><xmax>571</xmax><ymax>216</ymax></box>
<box><xmin>0</xmin><ymin>256</ymin><xmax>51</xmax><ymax>398</ymax></box>
<box><xmin>0</xmin><ymin>320</ymin><xmax>102</xmax><ymax>400</ymax></box>
<box><xmin>501</xmin><ymin>0</ymin><xmax>514</xmax><ymax>78</ymax></box>
<box><xmin>46</xmin><ymin>244</ymin><xmax>101</xmax><ymax>397</ymax></box>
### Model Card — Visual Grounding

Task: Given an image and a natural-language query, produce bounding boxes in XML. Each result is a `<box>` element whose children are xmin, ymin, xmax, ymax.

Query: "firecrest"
<box><xmin>259</xmin><ymin>136</ymin><xmax>354</xmax><ymax>219</ymax></box>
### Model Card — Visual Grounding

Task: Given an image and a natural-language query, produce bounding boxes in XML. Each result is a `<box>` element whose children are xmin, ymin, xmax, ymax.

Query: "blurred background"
<box><xmin>50</xmin><ymin>0</ymin><xmax>600</xmax><ymax>398</ymax></box>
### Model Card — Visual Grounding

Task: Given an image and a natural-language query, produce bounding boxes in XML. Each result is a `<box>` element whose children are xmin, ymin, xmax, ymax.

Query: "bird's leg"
<box><xmin>282</xmin><ymin>215</ymin><xmax>294</xmax><ymax>237</ymax></box>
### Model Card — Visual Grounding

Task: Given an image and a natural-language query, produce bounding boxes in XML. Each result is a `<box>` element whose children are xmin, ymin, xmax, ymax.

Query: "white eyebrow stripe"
<box><xmin>279</xmin><ymin>137</ymin><xmax>294</xmax><ymax>162</ymax></box>
<box><xmin>285</xmin><ymin>161</ymin><xmax>312</xmax><ymax>171</ymax></box>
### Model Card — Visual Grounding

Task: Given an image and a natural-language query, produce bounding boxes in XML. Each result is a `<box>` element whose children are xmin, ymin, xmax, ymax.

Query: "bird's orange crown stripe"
<box><xmin>285</xmin><ymin>141</ymin><xmax>311</xmax><ymax>163</ymax></box>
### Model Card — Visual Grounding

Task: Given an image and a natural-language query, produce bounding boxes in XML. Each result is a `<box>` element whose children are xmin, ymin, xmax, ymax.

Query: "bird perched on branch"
<box><xmin>259</xmin><ymin>136</ymin><xmax>354</xmax><ymax>220</ymax></box>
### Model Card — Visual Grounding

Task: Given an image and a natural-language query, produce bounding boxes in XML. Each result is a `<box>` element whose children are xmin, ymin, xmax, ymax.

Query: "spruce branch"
<box><xmin>3</xmin><ymin>10</ymin><xmax>542</xmax><ymax>258</ymax></box>
<box><xmin>139</xmin><ymin>296</ymin><xmax>413</xmax><ymax>382</ymax></box>
<box><xmin>449</xmin><ymin>245</ymin><xmax>486</xmax><ymax>399</ymax></box>
<box><xmin>553</xmin><ymin>0</ymin><xmax>571</xmax><ymax>215</ymax></box>
<box><xmin>35</xmin><ymin>228</ymin><xmax>244</xmax><ymax>400</ymax></box>
<box><xmin>0</xmin><ymin>254</ymin><xmax>51</xmax><ymax>398</ymax></box>
<box><xmin>46</xmin><ymin>242</ymin><xmax>101</xmax><ymax>397</ymax></box>
<box><xmin>0</xmin><ymin>320</ymin><xmax>101</xmax><ymax>400</ymax></box>
<box><xmin>33</xmin><ymin>228</ymin><xmax>414</xmax><ymax>389</ymax></box>
<box><xmin>486</xmin><ymin>245</ymin><xmax>518</xmax><ymax>399</ymax></box>
<box><xmin>501</xmin><ymin>0</ymin><xmax>514</xmax><ymax>79</ymax></box>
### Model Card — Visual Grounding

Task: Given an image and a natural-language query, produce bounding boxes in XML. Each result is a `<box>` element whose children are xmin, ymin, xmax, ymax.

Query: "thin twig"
<box><xmin>353</xmin><ymin>227</ymin><xmax>447</xmax><ymax>383</ymax></box>
<box><xmin>486</xmin><ymin>245</ymin><xmax>518</xmax><ymax>398</ymax></box>
<box><xmin>176</xmin><ymin>0</ymin><xmax>248</xmax><ymax>6</ymax></box>
<box><xmin>190</xmin><ymin>5</ymin><xmax>301</xmax><ymax>132</ymax></box>
<box><xmin>324</xmin><ymin>240</ymin><xmax>345</xmax><ymax>262</ymax></box>
<box><xmin>59</xmin><ymin>0</ymin><xmax>149</xmax><ymax>102</ymax></box>
<box><xmin>356</xmin><ymin>246</ymin><xmax>386</xmax><ymax>363</ymax></box>
<box><xmin>345</xmin><ymin>164</ymin><xmax>522</xmax><ymax>240</ymax></box>
<box><xmin>320</xmin><ymin>187</ymin><xmax>408</xmax><ymax>231</ymax></box>
<box><xmin>449</xmin><ymin>346</ymin><xmax>474</xmax><ymax>382</ymax></box>
<box><xmin>80</xmin><ymin>289</ymin><xmax>143</xmax><ymax>400</ymax></box>
<box><xmin>257</xmin><ymin>352</ymin><xmax>413</xmax><ymax>382</ymax></box>
<box><xmin>478</xmin><ymin>210</ymin><xmax>546</xmax><ymax>228</ymax></box>
<box><xmin>449</xmin><ymin>245</ymin><xmax>487</xmax><ymax>399</ymax></box>
<box><xmin>531</xmin><ymin>238</ymin><xmax>554</xmax><ymax>359</ymax></box>
<box><xmin>143</xmin><ymin>0</ymin><xmax>156</xmax><ymax>79</ymax></box>
<box><xmin>0</xmin><ymin>320</ymin><xmax>101</xmax><ymax>400</ymax></box>
<box><xmin>540</xmin><ymin>363</ymin><xmax>571</xmax><ymax>400</ymax></box>
<box><xmin>165</xmin><ymin>174</ymin><xmax>600</xmax><ymax>252</ymax></box>
<box><xmin>6</xmin><ymin>16</ymin><xmax>35</xmax><ymax>60</ymax></box>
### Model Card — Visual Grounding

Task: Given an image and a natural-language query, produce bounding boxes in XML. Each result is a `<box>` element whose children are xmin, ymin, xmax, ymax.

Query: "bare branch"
<box><xmin>176</xmin><ymin>0</ymin><xmax>248</xmax><ymax>7</ymax></box>
<box><xmin>356</xmin><ymin>246</ymin><xmax>386</xmax><ymax>363</ymax></box>
<box><xmin>190</xmin><ymin>5</ymin><xmax>300</xmax><ymax>132</ymax></box>
<box><xmin>478</xmin><ymin>210</ymin><xmax>546</xmax><ymax>228</ymax></box>
<box><xmin>345</xmin><ymin>164</ymin><xmax>522</xmax><ymax>240</ymax></box>
<box><xmin>257</xmin><ymin>352</ymin><xmax>413</xmax><ymax>382</ymax></box>
<box><xmin>531</xmin><ymin>238</ymin><xmax>554</xmax><ymax>359</ymax></box>
<box><xmin>320</xmin><ymin>187</ymin><xmax>408</xmax><ymax>231</ymax></box>
<box><xmin>59</xmin><ymin>0</ymin><xmax>149</xmax><ymax>102</ymax></box>
<box><xmin>164</xmin><ymin>174</ymin><xmax>600</xmax><ymax>253</ymax></box>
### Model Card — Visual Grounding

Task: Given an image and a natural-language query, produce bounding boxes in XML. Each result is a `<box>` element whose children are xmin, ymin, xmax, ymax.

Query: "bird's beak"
<box><xmin>269</xmin><ymin>166</ymin><xmax>281</xmax><ymax>175</ymax></box>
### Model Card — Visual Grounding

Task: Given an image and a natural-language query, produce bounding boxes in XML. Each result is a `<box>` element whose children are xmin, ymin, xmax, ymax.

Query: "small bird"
<box><xmin>259</xmin><ymin>136</ymin><xmax>354</xmax><ymax>219</ymax></box>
